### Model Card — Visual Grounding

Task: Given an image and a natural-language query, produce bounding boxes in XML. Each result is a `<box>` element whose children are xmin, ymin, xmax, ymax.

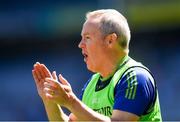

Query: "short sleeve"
<box><xmin>113</xmin><ymin>67</ymin><xmax>156</xmax><ymax>116</ymax></box>
<box><xmin>79</xmin><ymin>78</ymin><xmax>92</xmax><ymax>100</ymax></box>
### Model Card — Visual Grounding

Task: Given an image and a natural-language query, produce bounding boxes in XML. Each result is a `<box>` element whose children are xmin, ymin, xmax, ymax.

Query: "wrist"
<box><xmin>42</xmin><ymin>98</ymin><xmax>56</xmax><ymax>106</ymax></box>
<box><xmin>66</xmin><ymin>93</ymin><xmax>79</xmax><ymax>111</ymax></box>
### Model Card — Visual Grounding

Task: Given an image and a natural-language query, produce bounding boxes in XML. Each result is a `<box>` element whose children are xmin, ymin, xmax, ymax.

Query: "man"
<box><xmin>32</xmin><ymin>9</ymin><xmax>162</xmax><ymax>121</ymax></box>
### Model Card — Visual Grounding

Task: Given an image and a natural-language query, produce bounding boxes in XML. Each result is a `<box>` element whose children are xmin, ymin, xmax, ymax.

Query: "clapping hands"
<box><xmin>32</xmin><ymin>62</ymin><xmax>74</xmax><ymax>107</ymax></box>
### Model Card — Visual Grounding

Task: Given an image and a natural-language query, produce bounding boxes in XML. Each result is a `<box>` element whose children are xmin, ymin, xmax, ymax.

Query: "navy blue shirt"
<box><xmin>80</xmin><ymin>67</ymin><xmax>156</xmax><ymax>116</ymax></box>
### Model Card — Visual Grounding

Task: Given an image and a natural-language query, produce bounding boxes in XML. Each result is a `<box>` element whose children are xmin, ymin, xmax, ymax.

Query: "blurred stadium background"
<box><xmin>0</xmin><ymin>0</ymin><xmax>179</xmax><ymax>120</ymax></box>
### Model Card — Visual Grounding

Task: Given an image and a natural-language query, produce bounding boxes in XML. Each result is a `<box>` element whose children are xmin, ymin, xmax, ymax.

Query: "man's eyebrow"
<box><xmin>81</xmin><ymin>33</ymin><xmax>89</xmax><ymax>37</ymax></box>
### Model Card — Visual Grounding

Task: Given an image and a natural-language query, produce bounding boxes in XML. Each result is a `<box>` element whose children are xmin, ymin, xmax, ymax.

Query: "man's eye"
<box><xmin>86</xmin><ymin>36</ymin><xmax>90</xmax><ymax>39</ymax></box>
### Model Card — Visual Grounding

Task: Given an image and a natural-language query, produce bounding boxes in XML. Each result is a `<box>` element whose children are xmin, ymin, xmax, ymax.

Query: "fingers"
<box><xmin>41</xmin><ymin>64</ymin><xmax>52</xmax><ymax>78</ymax></box>
<box><xmin>38</xmin><ymin>63</ymin><xmax>46</xmax><ymax>78</ymax></box>
<box><xmin>33</xmin><ymin>62</ymin><xmax>44</xmax><ymax>80</ymax></box>
<box><xmin>33</xmin><ymin>62</ymin><xmax>60</xmax><ymax>101</ymax></box>
<box><xmin>44</xmin><ymin>78</ymin><xmax>62</xmax><ymax>99</ymax></box>
<box><xmin>32</xmin><ymin>69</ymin><xmax>40</xmax><ymax>83</ymax></box>
<box><xmin>33</xmin><ymin>62</ymin><xmax>52</xmax><ymax>79</ymax></box>
<box><xmin>44</xmin><ymin>87</ymin><xmax>55</xmax><ymax>95</ymax></box>
<box><xmin>52</xmin><ymin>71</ymin><xmax>58</xmax><ymax>80</ymax></box>
<box><xmin>59</xmin><ymin>74</ymin><xmax>70</xmax><ymax>86</ymax></box>
<box><xmin>44</xmin><ymin>78</ymin><xmax>60</xmax><ymax>88</ymax></box>
<box><xmin>32</xmin><ymin>68</ymin><xmax>42</xmax><ymax>82</ymax></box>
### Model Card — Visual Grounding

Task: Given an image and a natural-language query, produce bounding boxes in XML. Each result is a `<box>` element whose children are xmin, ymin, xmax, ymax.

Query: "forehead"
<box><xmin>81</xmin><ymin>19</ymin><xmax>101</xmax><ymax>36</ymax></box>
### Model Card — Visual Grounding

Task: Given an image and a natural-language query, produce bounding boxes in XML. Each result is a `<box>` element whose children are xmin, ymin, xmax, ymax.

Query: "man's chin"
<box><xmin>86</xmin><ymin>65</ymin><xmax>91</xmax><ymax>71</ymax></box>
<box><xmin>87</xmin><ymin>65</ymin><xmax>96</xmax><ymax>73</ymax></box>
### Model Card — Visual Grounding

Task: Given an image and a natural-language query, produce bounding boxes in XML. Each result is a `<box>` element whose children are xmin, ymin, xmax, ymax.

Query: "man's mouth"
<box><xmin>82</xmin><ymin>52</ymin><xmax>88</xmax><ymax>62</ymax></box>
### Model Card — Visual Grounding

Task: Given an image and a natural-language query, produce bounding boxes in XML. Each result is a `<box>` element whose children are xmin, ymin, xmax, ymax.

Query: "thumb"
<box><xmin>52</xmin><ymin>71</ymin><xmax>58</xmax><ymax>80</ymax></box>
<box><xmin>59</xmin><ymin>74</ymin><xmax>70</xmax><ymax>86</ymax></box>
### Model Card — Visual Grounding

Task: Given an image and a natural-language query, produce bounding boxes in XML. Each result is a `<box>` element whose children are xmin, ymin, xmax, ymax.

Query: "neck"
<box><xmin>100</xmin><ymin>53</ymin><xmax>128</xmax><ymax>78</ymax></box>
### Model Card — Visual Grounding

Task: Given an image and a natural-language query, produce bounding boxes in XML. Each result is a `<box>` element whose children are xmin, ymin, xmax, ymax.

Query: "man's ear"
<box><xmin>105</xmin><ymin>33</ymin><xmax>118</xmax><ymax>47</ymax></box>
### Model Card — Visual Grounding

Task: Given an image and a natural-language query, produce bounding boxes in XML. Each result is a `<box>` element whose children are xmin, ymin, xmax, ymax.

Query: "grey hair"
<box><xmin>86</xmin><ymin>9</ymin><xmax>131</xmax><ymax>51</ymax></box>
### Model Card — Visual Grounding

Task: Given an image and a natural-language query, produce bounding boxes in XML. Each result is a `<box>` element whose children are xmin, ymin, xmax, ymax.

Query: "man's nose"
<box><xmin>78</xmin><ymin>39</ymin><xmax>85</xmax><ymax>49</ymax></box>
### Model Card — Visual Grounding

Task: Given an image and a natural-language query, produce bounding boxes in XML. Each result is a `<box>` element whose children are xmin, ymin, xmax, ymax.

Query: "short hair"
<box><xmin>86</xmin><ymin>9</ymin><xmax>131</xmax><ymax>51</ymax></box>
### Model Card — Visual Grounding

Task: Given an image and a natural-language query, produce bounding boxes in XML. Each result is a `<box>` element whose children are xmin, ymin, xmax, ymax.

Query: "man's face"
<box><xmin>79</xmin><ymin>19</ymin><xmax>106</xmax><ymax>72</ymax></box>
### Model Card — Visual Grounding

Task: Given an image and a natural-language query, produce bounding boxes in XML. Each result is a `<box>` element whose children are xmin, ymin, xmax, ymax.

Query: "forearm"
<box><xmin>43</xmin><ymin>100</ymin><xmax>69</xmax><ymax>121</ymax></box>
<box><xmin>67</xmin><ymin>96</ymin><xmax>110</xmax><ymax>121</ymax></box>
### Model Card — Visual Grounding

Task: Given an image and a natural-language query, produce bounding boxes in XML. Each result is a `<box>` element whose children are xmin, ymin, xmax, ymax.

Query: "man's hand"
<box><xmin>44</xmin><ymin>74</ymin><xmax>76</xmax><ymax>108</ymax></box>
<box><xmin>32</xmin><ymin>62</ymin><xmax>57</xmax><ymax>101</ymax></box>
<box><xmin>32</xmin><ymin>62</ymin><xmax>76</xmax><ymax>108</ymax></box>
<box><xmin>32</xmin><ymin>62</ymin><xmax>70</xmax><ymax>121</ymax></box>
